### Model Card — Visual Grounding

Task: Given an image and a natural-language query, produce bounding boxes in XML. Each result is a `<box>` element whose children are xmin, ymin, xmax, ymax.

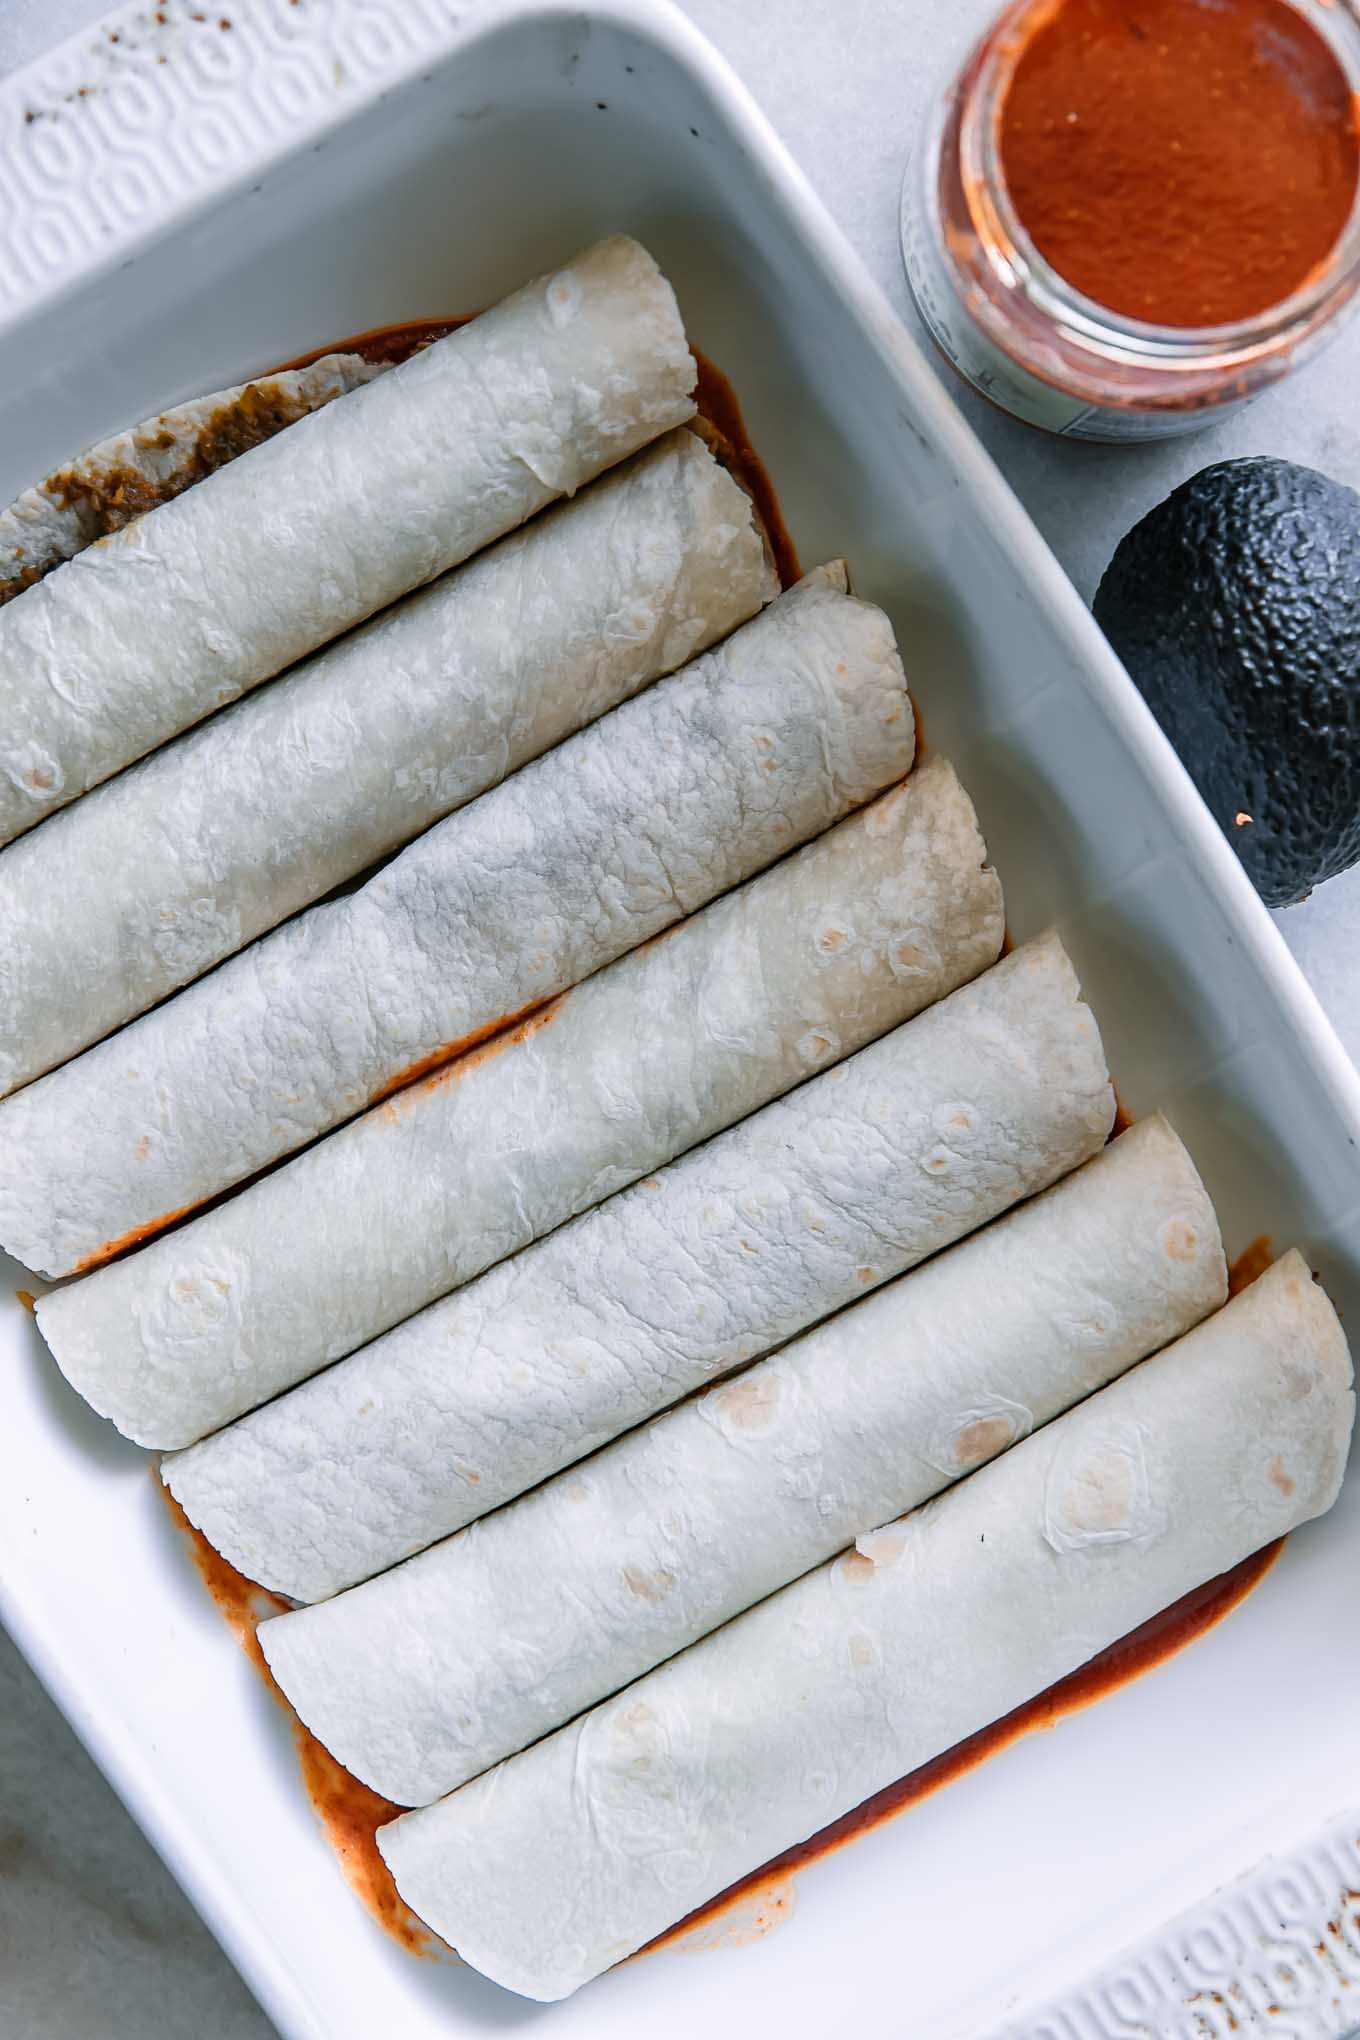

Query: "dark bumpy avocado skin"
<box><xmin>1093</xmin><ymin>457</ymin><xmax>1360</xmax><ymax>907</ymax></box>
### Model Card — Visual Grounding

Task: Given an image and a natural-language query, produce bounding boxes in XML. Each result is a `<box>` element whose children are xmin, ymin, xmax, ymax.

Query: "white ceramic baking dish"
<box><xmin>4</xmin><ymin>4</ymin><xmax>1360</xmax><ymax>2036</ymax></box>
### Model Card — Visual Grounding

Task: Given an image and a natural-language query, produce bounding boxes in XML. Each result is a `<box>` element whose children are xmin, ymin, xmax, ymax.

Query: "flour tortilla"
<box><xmin>0</xmin><ymin>430</ymin><xmax>774</xmax><ymax>1094</ymax></box>
<box><xmin>379</xmin><ymin>1252</ymin><xmax>1354</xmax><ymax>2000</ymax></box>
<box><xmin>38</xmin><ymin>758</ymin><xmax>1004</xmax><ymax>1448</ymax></box>
<box><xmin>2</xmin><ymin>565</ymin><xmax>907</xmax><ymax>1278</ymax></box>
<box><xmin>169</xmin><ymin>932</ymin><xmax>1119</xmax><ymax>1604</ymax></box>
<box><xmin>0</xmin><ymin>352</ymin><xmax>388</xmax><ymax>601</ymax></box>
<box><xmin>0</xmin><ymin>234</ymin><xmax>695</xmax><ymax>843</ymax></box>
<box><xmin>261</xmin><ymin>1116</ymin><xmax>1216</xmax><ymax>1804</ymax></box>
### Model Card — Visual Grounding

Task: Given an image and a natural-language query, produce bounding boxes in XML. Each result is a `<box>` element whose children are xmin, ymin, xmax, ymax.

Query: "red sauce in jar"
<box><xmin>998</xmin><ymin>0</ymin><xmax>1360</xmax><ymax>327</ymax></box>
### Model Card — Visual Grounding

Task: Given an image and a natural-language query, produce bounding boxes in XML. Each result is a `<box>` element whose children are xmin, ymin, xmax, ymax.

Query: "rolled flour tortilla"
<box><xmin>379</xmin><ymin>1251</ymin><xmax>1354</xmax><ymax>2000</ymax></box>
<box><xmin>0</xmin><ymin>430</ymin><xmax>775</xmax><ymax>1094</ymax></box>
<box><xmin>3</xmin><ymin>565</ymin><xmax>908</xmax><ymax>1277</ymax></box>
<box><xmin>0</xmin><ymin>234</ymin><xmax>695</xmax><ymax>843</ymax></box>
<box><xmin>261</xmin><ymin>1115</ymin><xmax>1217</xmax><ymax>1803</ymax></box>
<box><xmin>170</xmin><ymin>934</ymin><xmax>1119</xmax><ymax>1603</ymax></box>
<box><xmin>0</xmin><ymin>352</ymin><xmax>388</xmax><ymax>601</ymax></box>
<box><xmin>38</xmin><ymin>758</ymin><xmax>1004</xmax><ymax>1449</ymax></box>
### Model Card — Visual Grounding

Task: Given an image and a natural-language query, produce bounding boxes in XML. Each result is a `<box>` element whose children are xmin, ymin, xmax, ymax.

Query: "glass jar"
<box><xmin>901</xmin><ymin>0</ymin><xmax>1360</xmax><ymax>442</ymax></box>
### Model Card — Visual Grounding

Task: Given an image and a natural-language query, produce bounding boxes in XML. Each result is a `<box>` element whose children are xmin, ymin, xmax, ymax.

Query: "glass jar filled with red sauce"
<box><xmin>902</xmin><ymin>0</ymin><xmax>1360</xmax><ymax>439</ymax></box>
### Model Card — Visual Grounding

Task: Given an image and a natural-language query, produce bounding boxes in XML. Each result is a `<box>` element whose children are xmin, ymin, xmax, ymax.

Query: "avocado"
<box><xmin>1093</xmin><ymin>456</ymin><xmax>1360</xmax><ymax>907</ymax></box>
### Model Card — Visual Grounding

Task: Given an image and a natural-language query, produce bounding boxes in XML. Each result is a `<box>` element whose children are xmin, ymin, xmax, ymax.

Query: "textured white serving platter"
<box><xmin>3</xmin><ymin>3</ymin><xmax>1360</xmax><ymax>2037</ymax></box>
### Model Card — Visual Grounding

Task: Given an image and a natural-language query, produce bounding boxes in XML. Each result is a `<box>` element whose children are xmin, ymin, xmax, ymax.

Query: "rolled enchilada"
<box><xmin>379</xmin><ymin>1252</ymin><xmax>1354</xmax><ymax>1999</ymax></box>
<box><xmin>0</xmin><ymin>352</ymin><xmax>386</xmax><ymax>601</ymax></box>
<box><xmin>0</xmin><ymin>430</ymin><xmax>774</xmax><ymax>1093</ymax></box>
<box><xmin>38</xmin><ymin>759</ymin><xmax>1003</xmax><ymax>1448</ymax></box>
<box><xmin>168</xmin><ymin>928</ymin><xmax>1118</xmax><ymax>1602</ymax></box>
<box><xmin>260</xmin><ymin>1115</ymin><xmax>1215</xmax><ymax>1805</ymax></box>
<box><xmin>2</xmin><ymin>564</ymin><xmax>902</xmax><ymax>1277</ymax></box>
<box><xmin>0</xmin><ymin>235</ymin><xmax>695</xmax><ymax>843</ymax></box>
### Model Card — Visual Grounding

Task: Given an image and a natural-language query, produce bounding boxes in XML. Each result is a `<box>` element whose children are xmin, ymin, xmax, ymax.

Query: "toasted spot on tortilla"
<box><xmin>622</xmin><ymin>1564</ymin><xmax>676</xmax><ymax>1605</ymax></box>
<box><xmin>1161</xmin><ymin>1216</ymin><xmax>1199</xmax><ymax>1263</ymax></box>
<box><xmin>713</xmin><ymin>1370</ymin><xmax>781</xmax><ymax>1430</ymax></box>
<box><xmin>953</xmin><ymin>1415</ymin><xmax>1019</xmax><ymax>1469</ymax></box>
<box><xmin>1268</xmin><ymin>1456</ymin><xmax>1296</xmax><ymax>1499</ymax></box>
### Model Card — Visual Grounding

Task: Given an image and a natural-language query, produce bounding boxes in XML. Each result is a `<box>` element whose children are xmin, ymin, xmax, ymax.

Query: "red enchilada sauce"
<box><xmin>165</xmin><ymin>1492</ymin><xmax>434</xmax><ymax>1956</ymax></box>
<box><xmin>997</xmin><ymin>0</ymin><xmax>1360</xmax><ymax>329</ymax></box>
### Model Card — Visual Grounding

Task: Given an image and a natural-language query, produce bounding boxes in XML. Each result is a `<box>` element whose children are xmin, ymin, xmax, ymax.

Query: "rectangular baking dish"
<box><xmin>4</xmin><ymin>4</ymin><xmax>1360</xmax><ymax>2037</ymax></box>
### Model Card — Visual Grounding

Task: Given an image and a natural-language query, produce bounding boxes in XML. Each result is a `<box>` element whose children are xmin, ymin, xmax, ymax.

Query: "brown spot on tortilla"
<box><xmin>23</xmin><ymin>764</ymin><xmax>55</xmax><ymax>791</ymax></box>
<box><xmin>72</xmin><ymin>1201</ymin><xmax>197</xmax><ymax>1274</ymax></box>
<box><xmin>1162</xmin><ymin>1218</ymin><xmax>1199</xmax><ymax>1263</ymax></box>
<box><xmin>134</xmin><ymin>1134</ymin><xmax>151</xmax><ymax>1163</ymax></box>
<box><xmin>952</xmin><ymin>1416</ymin><xmax>1017</xmax><ymax>1468</ymax></box>
<box><xmin>713</xmin><ymin>1370</ymin><xmax>781</xmax><ymax>1430</ymax></box>
<box><xmin>622</xmin><ymin>1564</ymin><xmax>675</xmax><ymax>1605</ymax></box>
<box><xmin>837</xmin><ymin>1549</ymin><xmax>878</xmax><ymax>1586</ymax></box>
<box><xmin>163</xmin><ymin>1487</ymin><xmax>434</xmax><ymax>1955</ymax></box>
<box><xmin>15</xmin><ymin>1290</ymin><xmax>36</xmax><ymax>1315</ymax></box>
<box><xmin>855</xmin><ymin>1266</ymin><xmax>875</xmax><ymax>1285</ymax></box>
<box><xmin>1268</xmin><ymin>1456</ymin><xmax>1296</xmax><ymax>1499</ymax></box>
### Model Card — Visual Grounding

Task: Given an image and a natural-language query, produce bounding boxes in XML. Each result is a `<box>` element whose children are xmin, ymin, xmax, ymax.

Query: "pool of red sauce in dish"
<box><xmin>164</xmin><ymin>1490</ymin><xmax>433</xmax><ymax>1957</ymax></box>
<box><xmin>161</xmin><ymin>322</ymin><xmax>1284</xmax><ymax>1964</ymax></box>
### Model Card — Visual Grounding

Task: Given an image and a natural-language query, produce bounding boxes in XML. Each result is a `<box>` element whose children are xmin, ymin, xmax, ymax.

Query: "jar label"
<box><xmin>901</xmin><ymin>171</ymin><xmax>1256</xmax><ymax>442</ymax></box>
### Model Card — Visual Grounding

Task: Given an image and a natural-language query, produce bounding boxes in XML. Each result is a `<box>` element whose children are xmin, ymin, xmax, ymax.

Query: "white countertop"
<box><xmin>3</xmin><ymin>2</ymin><xmax>1359</xmax><ymax>2034</ymax></box>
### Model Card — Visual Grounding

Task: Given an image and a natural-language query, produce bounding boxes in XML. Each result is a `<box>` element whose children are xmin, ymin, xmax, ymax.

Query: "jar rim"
<box><xmin>959</xmin><ymin>0</ymin><xmax>1360</xmax><ymax>372</ymax></box>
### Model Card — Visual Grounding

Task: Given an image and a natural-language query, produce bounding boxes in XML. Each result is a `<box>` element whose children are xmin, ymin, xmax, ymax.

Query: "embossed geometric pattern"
<box><xmin>0</xmin><ymin>0</ymin><xmax>467</xmax><ymax>319</ymax></box>
<box><xmin>995</xmin><ymin>1811</ymin><xmax>1360</xmax><ymax>2040</ymax></box>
